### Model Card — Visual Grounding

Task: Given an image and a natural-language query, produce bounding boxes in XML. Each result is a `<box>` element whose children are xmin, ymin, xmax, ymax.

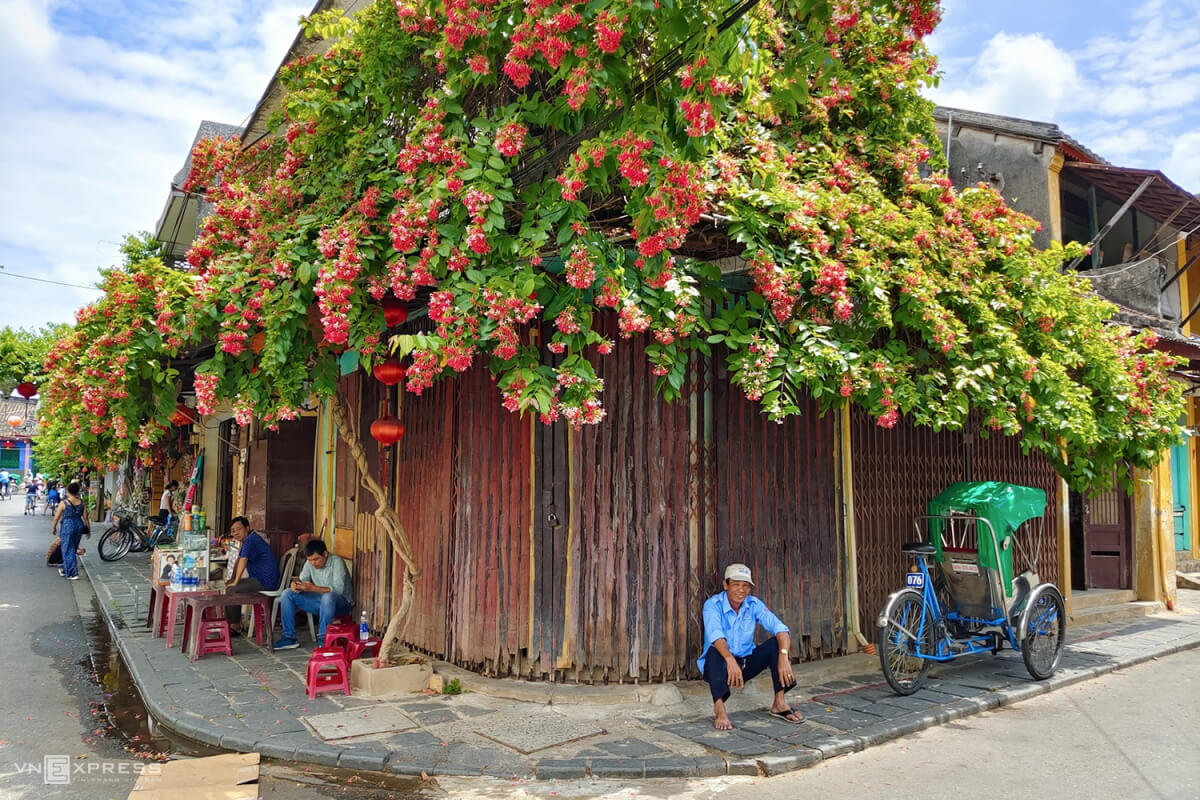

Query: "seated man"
<box><xmin>699</xmin><ymin>563</ymin><xmax>802</xmax><ymax>730</ymax></box>
<box><xmin>225</xmin><ymin>516</ymin><xmax>279</xmax><ymax>635</ymax></box>
<box><xmin>274</xmin><ymin>540</ymin><xmax>352</xmax><ymax>650</ymax></box>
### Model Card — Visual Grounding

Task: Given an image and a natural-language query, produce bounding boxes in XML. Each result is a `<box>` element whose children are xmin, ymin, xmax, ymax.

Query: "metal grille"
<box><xmin>852</xmin><ymin>410</ymin><xmax>1061</xmax><ymax>633</ymax></box>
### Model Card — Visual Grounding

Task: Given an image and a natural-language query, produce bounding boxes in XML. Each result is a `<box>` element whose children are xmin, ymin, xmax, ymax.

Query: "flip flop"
<box><xmin>770</xmin><ymin>708</ymin><xmax>805</xmax><ymax>724</ymax></box>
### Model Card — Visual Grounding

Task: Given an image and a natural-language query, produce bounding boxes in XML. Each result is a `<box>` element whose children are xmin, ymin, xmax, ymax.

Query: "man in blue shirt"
<box><xmin>699</xmin><ymin>563</ymin><xmax>801</xmax><ymax>730</ymax></box>
<box><xmin>225</xmin><ymin>516</ymin><xmax>280</xmax><ymax>634</ymax></box>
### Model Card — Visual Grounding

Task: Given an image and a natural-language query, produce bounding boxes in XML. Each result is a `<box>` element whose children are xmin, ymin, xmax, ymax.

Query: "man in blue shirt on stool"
<box><xmin>699</xmin><ymin>563</ymin><xmax>802</xmax><ymax>730</ymax></box>
<box><xmin>225</xmin><ymin>516</ymin><xmax>280</xmax><ymax>635</ymax></box>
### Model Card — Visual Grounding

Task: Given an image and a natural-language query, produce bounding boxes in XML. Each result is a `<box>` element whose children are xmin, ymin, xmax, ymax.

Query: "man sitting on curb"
<box><xmin>274</xmin><ymin>539</ymin><xmax>353</xmax><ymax>650</ymax></box>
<box><xmin>699</xmin><ymin>563</ymin><xmax>802</xmax><ymax>730</ymax></box>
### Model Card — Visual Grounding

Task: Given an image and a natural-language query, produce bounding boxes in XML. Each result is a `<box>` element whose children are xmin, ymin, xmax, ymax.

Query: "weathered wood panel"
<box><xmin>392</xmin><ymin>376</ymin><xmax>456</xmax><ymax>655</ymax></box>
<box><xmin>334</xmin><ymin>374</ymin><xmax>359</xmax><ymax>529</ymax></box>
<box><xmin>570</xmin><ymin>317</ymin><xmax>695</xmax><ymax>680</ymax></box>
<box><xmin>448</xmin><ymin>362</ymin><xmax>533</xmax><ymax>673</ymax></box>
<box><xmin>710</xmin><ymin>357</ymin><xmax>846</xmax><ymax>663</ymax></box>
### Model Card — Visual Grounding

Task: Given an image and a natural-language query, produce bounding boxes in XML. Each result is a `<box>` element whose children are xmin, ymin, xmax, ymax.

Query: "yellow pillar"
<box><xmin>1047</xmin><ymin>151</ymin><xmax>1065</xmax><ymax>245</ymax></box>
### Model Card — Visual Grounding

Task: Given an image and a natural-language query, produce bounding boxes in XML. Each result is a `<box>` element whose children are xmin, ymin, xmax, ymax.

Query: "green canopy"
<box><xmin>927</xmin><ymin>481</ymin><xmax>1047</xmax><ymax>590</ymax></box>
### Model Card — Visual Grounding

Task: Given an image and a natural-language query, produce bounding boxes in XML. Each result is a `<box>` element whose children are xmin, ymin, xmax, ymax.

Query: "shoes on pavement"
<box><xmin>58</xmin><ymin>569</ymin><xmax>65</xmax><ymax>577</ymax></box>
<box><xmin>67</xmin><ymin>575</ymin><xmax>80</xmax><ymax>581</ymax></box>
<box><xmin>273</xmin><ymin>637</ymin><xmax>299</xmax><ymax>650</ymax></box>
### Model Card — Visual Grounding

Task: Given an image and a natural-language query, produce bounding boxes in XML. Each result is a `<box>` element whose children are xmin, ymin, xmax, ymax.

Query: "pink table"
<box><xmin>178</xmin><ymin>592</ymin><xmax>272</xmax><ymax>661</ymax></box>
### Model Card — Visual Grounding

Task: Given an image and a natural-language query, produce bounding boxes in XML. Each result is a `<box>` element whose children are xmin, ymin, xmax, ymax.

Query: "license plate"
<box><xmin>906</xmin><ymin>573</ymin><xmax>925</xmax><ymax>588</ymax></box>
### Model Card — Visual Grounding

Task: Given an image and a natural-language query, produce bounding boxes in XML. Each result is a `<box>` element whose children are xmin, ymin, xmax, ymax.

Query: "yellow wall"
<box><xmin>313</xmin><ymin>399</ymin><xmax>337</xmax><ymax>550</ymax></box>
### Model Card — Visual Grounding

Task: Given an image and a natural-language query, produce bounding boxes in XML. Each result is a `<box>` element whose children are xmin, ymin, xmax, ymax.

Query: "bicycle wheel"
<box><xmin>1021</xmin><ymin>586</ymin><xmax>1066</xmax><ymax>680</ymax></box>
<box><xmin>878</xmin><ymin>588</ymin><xmax>933</xmax><ymax>695</ymax></box>
<box><xmin>156</xmin><ymin>527</ymin><xmax>176</xmax><ymax>547</ymax></box>
<box><xmin>98</xmin><ymin>527</ymin><xmax>132</xmax><ymax>561</ymax></box>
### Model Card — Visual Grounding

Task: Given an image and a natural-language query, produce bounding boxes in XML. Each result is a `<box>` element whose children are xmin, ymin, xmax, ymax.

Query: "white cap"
<box><xmin>724</xmin><ymin>563</ymin><xmax>754</xmax><ymax>585</ymax></box>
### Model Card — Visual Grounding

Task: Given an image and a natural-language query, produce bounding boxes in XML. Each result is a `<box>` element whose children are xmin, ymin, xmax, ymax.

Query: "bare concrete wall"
<box><xmin>934</xmin><ymin>121</ymin><xmax>1057</xmax><ymax>250</ymax></box>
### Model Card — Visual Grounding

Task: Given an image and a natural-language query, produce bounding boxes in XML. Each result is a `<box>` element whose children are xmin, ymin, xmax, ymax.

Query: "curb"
<box><xmin>79</xmin><ymin>560</ymin><xmax>1200</xmax><ymax>781</ymax></box>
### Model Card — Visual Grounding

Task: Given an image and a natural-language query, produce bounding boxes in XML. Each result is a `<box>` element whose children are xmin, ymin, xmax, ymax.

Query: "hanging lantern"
<box><xmin>170</xmin><ymin>404</ymin><xmax>195</xmax><ymax>426</ymax></box>
<box><xmin>16</xmin><ymin>382</ymin><xmax>36</xmax><ymax>399</ymax></box>
<box><xmin>7</xmin><ymin>415</ymin><xmax>23</xmax><ymax>428</ymax></box>
<box><xmin>373</xmin><ymin>358</ymin><xmax>406</xmax><ymax>386</ymax></box>
<box><xmin>249</xmin><ymin>332</ymin><xmax>266</xmax><ymax>354</ymax></box>
<box><xmin>369</xmin><ymin>415</ymin><xmax>406</xmax><ymax>446</ymax></box>
<box><xmin>381</xmin><ymin>296</ymin><xmax>408</xmax><ymax>327</ymax></box>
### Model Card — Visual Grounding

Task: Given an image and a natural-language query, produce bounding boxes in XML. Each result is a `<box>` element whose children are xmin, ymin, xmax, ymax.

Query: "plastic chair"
<box><xmin>246</xmin><ymin>545</ymin><xmax>300</xmax><ymax>640</ymax></box>
<box><xmin>323</xmin><ymin>622</ymin><xmax>357</xmax><ymax>650</ymax></box>
<box><xmin>306</xmin><ymin>648</ymin><xmax>351</xmax><ymax>698</ymax></box>
<box><xmin>346</xmin><ymin>636</ymin><xmax>382</xmax><ymax>662</ymax></box>
<box><xmin>197</xmin><ymin>619</ymin><xmax>233</xmax><ymax>658</ymax></box>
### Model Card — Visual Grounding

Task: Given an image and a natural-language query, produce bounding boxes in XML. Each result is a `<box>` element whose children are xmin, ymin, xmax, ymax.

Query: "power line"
<box><xmin>0</xmin><ymin>269</ymin><xmax>103</xmax><ymax>292</ymax></box>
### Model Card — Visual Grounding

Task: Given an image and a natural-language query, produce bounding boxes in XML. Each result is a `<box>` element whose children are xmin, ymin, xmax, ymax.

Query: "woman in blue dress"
<box><xmin>51</xmin><ymin>482</ymin><xmax>89</xmax><ymax>580</ymax></box>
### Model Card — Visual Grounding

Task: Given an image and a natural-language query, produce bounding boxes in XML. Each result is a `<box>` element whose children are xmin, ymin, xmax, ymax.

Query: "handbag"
<box><xmin>80</xmin><ymin>524</ymin><xmax>91</xmax><ymax>538</ymax></box>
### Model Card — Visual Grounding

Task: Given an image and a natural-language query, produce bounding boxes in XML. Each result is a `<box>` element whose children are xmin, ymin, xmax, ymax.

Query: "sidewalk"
<box><xmin>81</xmin><ymin>552</ymin><xmax>1200</xmax><ymax>780</ymax></box>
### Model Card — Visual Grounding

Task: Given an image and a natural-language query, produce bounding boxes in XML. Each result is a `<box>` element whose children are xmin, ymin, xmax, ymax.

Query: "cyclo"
<box><xmin>877</xmin><ymin>481</ymin><xmax>1067</xmax><ymax>695</ymax></box>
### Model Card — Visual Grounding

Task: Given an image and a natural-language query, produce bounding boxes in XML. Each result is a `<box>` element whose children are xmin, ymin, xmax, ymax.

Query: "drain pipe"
<box><xmin>842</xmin><ymin>400</ymin><xmax>874</xmax><ymax>654</ymax></box>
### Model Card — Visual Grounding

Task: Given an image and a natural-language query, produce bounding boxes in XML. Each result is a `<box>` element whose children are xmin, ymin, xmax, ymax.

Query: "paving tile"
<box><xmin>471</xmin><ymin>711</ymin><xmax>605</xmax><ymax>754</ymax></box>
<box><xmin>304</xmin><ymin>706</ymin><xmax>418</xmax><ymax>740</ymax></box>
<box><xmin>594</xmin><ymin>737</ymin><xmax>667</xmax><ymax>758</ymax></box>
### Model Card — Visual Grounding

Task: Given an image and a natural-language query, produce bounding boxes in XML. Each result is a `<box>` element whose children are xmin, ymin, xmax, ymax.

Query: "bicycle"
<box><xmin>24</xmin><ymin>492</ymin><xmax>37</xmax><ymax>515</ymax></box>
<box><xmin>876</xmin><ymin>482</ymin><xmax>1066</xmax><ymax>696</ymax></box>
<box><xmin>98</xmin><ymin>511</ymin><xmax>177</xmax><ymax>561</ymax></box>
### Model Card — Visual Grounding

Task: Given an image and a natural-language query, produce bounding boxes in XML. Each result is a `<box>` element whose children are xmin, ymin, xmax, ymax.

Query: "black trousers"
<box><xmin>703</xmin><ymin>639</ymin><xmax>791</xmax><ymax>702</ymax></box>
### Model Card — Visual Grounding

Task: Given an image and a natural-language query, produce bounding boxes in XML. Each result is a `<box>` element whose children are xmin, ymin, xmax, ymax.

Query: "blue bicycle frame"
<box><xmin>903</xmin><ymin>552</ymin><xmax>1022</xmax><ymax>661</ymax></box>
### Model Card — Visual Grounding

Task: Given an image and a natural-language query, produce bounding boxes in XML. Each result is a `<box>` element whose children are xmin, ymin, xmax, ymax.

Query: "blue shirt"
<box><xmin>237</xmin><ymin>531</ymin><xmax>279</xmax><ymax>590</ymax></box>
<box><xmin>697</xmin><ymin>591</ymin><xmax>789</xmax><ymax>672</ymax></box>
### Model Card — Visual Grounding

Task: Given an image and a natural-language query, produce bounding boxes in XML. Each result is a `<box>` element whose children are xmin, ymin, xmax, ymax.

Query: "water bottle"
<box><xmin>359</xmin><ymin>611</ymin><xmax>369</xmax><ymax>641</ymax></box>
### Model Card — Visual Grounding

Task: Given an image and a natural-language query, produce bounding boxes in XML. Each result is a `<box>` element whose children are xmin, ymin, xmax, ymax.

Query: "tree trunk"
<box><xmin>329</xmin><ymin>391</ymin><xmax>418</xmax><ymax>667</ymax></box>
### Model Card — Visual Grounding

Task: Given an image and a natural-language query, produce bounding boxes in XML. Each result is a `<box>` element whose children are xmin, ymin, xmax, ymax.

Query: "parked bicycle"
<box><xmin>877</xmin><ymin>481</ymin><xmax>1066</xmax><ymax>695</ymax></box>
<box><xmin>98</xmin><ymin>510</ymin><xmax>177</xmax><ymax>561</ymax></box>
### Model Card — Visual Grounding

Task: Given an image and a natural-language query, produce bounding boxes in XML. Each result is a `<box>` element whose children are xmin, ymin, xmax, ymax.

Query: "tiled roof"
<box><xmin>0</xmin><ymin>396</ymin><xmax>37</xmax><ymax>437</ymax></box>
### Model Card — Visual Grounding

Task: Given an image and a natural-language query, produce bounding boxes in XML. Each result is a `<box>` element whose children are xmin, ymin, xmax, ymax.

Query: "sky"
<box><xmin>0</xmin><ymin>0</ymin><xmax>1198</xmax><ymax>332</ymax></box>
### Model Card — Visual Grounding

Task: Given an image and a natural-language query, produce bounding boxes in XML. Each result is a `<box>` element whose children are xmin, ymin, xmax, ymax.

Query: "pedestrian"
<box><xmin>274</xmin><ymin>539</ymin><xmax>353</xmax><ymax>650</ymax></box>
<box><xmin>158</xmin><ymin>480</ymin><xmax>179</xmax><ymax>524</ymax></box>
<box><xmin>51</xmin><ymin>481</ymin><xmax>90</xmax><ymax>581</ymax></box>
<box><xmin>0</xmin><ymin>469</ymin><xmax>10</xmax><ymax>499</ymax></box>
<box><xmin>224</xmin><ymin>516</ymin><xmax>279</xmax><ymax>635</ymax></box>
<box><xmin>698</xmin><ymin>563</ymin><xmax>802</xmax><ymax>730</ymax></box>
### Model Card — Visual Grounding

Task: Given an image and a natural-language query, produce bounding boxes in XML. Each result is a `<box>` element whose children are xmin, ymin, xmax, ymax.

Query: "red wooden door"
<box><xmin>1082</xmin><ymin>478</ymin><xmax>1131</xmax><ymax>589</ymax></box>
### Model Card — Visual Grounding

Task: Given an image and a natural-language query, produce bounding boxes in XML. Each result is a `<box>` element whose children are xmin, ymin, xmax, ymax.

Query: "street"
<box><xmin>1</xmin><ymin>497</ymin><xmax>1198</xmax><ymax>800</ymax></box>
<box><xmin>437</xmin><ymin>649</ymin><xmax>1200</xmax><ymax>800</ymax></box>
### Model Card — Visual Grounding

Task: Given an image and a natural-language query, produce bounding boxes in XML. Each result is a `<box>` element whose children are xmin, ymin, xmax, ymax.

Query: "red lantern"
<box><xmin>382</xmin><ymin>296</ymin><xmax>408</xmax><ymax>327</ymax></box>
<box><xmin>170</xmin><ymin>404</ymin><xmax>195</xmax><ymax>426</ymax></box>
<box><xmin>7</xmin><ymin>415</ymin><xmax>23</xmax><ymax>428</ymax></box>
<box><xmin>373</xmin><ymin>358</ymin><xmax>406</xmax><ymax>386</ymax></box>
<box><xmin>16</xmin><ymin>382</ymin><xmax>36</xmax><ymax>399</ymax></box>
<box><xmin>369</xmin><ymin>415</ymin><xmax>406</xmax><ymax>446</ymax></box>
<box><xmin>249</xmin><ymin>332</ymin><xmax>265</xmax><ymax>354</ymax></box>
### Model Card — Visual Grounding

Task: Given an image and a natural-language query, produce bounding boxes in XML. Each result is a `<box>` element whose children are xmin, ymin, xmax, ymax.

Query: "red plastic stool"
<box><xmin>346</xmin><ymin>636</ymin><xmax>382</xmax><ymax>662</ymax></box>
<box><xmin>323</xmin><ymin>622</ymin><xmax>357</xmax><ymax>650</ymax></box>
<box><xmin>197</xmin><ymin>619</ymin><xmax>233</xmax><ymax>657</ymax></box>
<box><xmin>306</xmin><ymin>648</ymin><xmax>351</xmax><ymax>699</ymax></box>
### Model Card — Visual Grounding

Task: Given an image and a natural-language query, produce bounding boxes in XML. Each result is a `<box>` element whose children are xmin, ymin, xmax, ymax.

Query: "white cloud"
<box><xmin>928</xmin><ymin>0</ymin><xmax>1199</xmax><ymax>192</ymax></box>
<box><xmin>929</xmin><ymin>32</ymin><xmax>1084</xmax><ymax>122</ymax></box>
<box><xmin>1165</xmin><ymin>132</ymin><xmax>1200</xmax><ymax>195</ymax></box>
<box><xmin>0</xmin><ymin>0</ymin><xmax>313</xmax><ymax>330</ymax></box>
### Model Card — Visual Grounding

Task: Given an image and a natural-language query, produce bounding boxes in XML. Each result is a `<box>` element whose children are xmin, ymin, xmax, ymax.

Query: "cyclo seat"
<box><xmin>901</xmin><ymin>542</ymin><xmax>936</xmax><ymax>555</ymax></box>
